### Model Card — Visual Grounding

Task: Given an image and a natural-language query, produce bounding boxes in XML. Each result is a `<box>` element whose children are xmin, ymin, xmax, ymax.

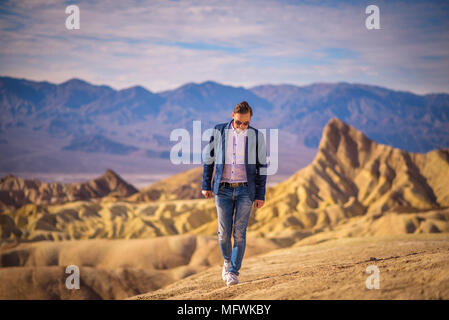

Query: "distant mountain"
<box><xmin>157</xmin><ymin>80</ymin><xmax>273</xmax><ymax>124</ymax></box>
<box><xmin>84</xmin><ymin>85</ymin><xmax>165</xmax><ymax>124</ymax></box>
<box><xmin>0</xmin><ymin>77</ymin><xmax>113</xmax><ymax>117</ymax></box>
<box><xmin>62</xmin><ymin>134</ymin><xmax>140</xmax><ymax>155</ymax></box>
<box><xmin>1</xmin><ymin>76</ymin><xmax>449</xmax><ymax>174</ymax></box>
<box><xmin>250</xmin><ymin>82</ymin><xmax>449</xmax><ymax>152</ymax></box>
<box><xmin>0</xmin><ymin>76</ymin><xmax>166</xmax><ymax>132</ymax></box>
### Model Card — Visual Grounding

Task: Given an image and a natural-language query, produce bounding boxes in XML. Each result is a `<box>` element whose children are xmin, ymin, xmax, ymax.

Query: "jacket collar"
<box><xmin>221</xmin><ymin>119</ymin><xmax>253</xmax><ymax>165</ymax></box>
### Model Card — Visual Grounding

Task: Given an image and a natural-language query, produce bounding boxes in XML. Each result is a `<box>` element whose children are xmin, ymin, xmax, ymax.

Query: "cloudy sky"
<box><xmin>1</xmin><ymin>0</ymin><xmax>448</xmax><ymax>94</ymax></box>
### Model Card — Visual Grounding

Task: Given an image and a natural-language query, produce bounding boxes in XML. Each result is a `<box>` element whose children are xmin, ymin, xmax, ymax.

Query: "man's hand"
<box><xmin>202</xmin><ymin>190</ymin><xmax>212</xmax><ymax>199</ymax></box>
<box><xmin>254</xmin><ymin>200</ymin><xmax>265</xmax><ymax>209</ymax></box>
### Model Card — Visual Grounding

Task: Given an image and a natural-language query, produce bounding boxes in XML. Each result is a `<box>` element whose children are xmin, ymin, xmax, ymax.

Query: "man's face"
<box><xmin>232</xmin><ymin>112</ymin><xmax>251</xmax><ymax>131</ymax></box>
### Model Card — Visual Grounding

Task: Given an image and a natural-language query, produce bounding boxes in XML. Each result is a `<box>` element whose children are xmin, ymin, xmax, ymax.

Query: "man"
<box><xmin>202</xmin><ymin>101</ymin><xmax>267</xmax><ymax>286</ymax></box>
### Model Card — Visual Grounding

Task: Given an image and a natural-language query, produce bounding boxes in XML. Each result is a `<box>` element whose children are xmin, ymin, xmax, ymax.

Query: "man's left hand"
<box><xmin>254</xmin><ymin>200</ymin><xmax>265</xmax><ymax>209</ymax></box>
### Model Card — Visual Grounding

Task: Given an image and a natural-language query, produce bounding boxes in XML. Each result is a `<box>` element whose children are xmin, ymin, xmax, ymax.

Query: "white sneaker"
<box><xmin>222</xmin><ymin>260</ymin><xmax>230</xmax><ymax>281</ymax></box>
<box><xmin>226</xmin><ymin>272</ymin><xmax>239</xmax><ymax>286</ymax></box>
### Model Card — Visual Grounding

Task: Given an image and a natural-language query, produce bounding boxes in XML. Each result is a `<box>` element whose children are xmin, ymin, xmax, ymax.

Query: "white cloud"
<box><xmin>0</xmin><ymin>0</ymin><xmax>448</xmax><ymax>94</ymax></box>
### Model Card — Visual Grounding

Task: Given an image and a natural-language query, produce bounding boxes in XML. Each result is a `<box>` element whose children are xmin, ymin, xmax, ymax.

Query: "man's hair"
<box><xmin>233</xmin><ymin>101</ymin><xmax>253</xmax><ymax>117</ymax></box>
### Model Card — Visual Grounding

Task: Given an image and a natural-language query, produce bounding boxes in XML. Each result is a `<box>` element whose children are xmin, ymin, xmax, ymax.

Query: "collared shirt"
<box><xmin>221</xmin><ymin>120</ymin><xmax>248</xmax><ymax>183</ymax></box>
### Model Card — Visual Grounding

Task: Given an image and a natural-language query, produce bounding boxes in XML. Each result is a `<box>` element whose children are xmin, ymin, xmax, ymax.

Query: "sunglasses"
<box><xmin>235</xmin><ymin>120</ymin><xmax>250</xmax><ymax>126</ymax></box>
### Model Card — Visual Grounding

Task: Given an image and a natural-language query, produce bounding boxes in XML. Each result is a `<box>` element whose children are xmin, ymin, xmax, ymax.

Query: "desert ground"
<box><xmin>131</xmin><ymin>234</ymin><xmax>449</xmax><ymax>300</ymax></box>
<box><xmin>2</xmin><ymin>233</ymin><xmax>447</xmax><ymax>300</ymax></box>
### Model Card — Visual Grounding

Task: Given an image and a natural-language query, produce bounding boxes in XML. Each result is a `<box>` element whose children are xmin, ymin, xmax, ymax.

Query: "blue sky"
<box><xmin>0</xmin><ymin>0</ymin><xmax>448</xmax><ymax>94</ymax></box>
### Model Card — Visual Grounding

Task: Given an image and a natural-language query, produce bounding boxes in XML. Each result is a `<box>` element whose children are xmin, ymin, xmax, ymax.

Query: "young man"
<box><xmin>202</xmin><ymin>101</ymin><xmax>267</xmax><ymax>286</ymax></box>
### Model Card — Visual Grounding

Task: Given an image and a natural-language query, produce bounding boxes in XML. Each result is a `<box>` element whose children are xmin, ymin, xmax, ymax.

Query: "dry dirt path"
<box><xmin>130</xmin><ymin>234</ymin><xmax>449</xmax><ymax>300</ymax></box>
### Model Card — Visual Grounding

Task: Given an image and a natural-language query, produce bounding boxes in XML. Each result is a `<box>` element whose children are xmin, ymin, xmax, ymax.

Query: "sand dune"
<box><xmin>1</xmin><ymin>198</ymin><xmax>218</xmax><ymax>242</ymax></box>
<box><xmin>128</xmin><ymin>166</ymin><xmax>204</xmax><ymax>202</ymax></box>
<box><xmin>0</xmin><ymin>167</ymin><xmax>216</xmax><ymax>243</ymax></box>
<box><xmin>0</xmin><ymin>266</ymin><xmax>173</xmax><ymax>300</ymax></box>
<box><xmin>0</xmin><ymin>169</ymin><xmax>138</xmax><ymax>211</ymax></box>
<box><xmin>0</xmin><ymin>234</ymin><xmax>280</xmax><ymax>299</ymax></box>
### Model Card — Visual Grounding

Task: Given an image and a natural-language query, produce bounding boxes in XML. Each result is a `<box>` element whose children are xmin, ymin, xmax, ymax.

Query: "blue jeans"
<box><xmin>215</xmin><ymin>184</ymin><xmax>253</xmax><ymax>275</ymax></box>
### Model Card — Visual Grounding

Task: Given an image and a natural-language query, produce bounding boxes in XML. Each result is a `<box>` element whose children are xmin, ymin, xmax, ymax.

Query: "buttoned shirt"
<box><xmin>221</xmin><ymin>120</ymin><xmax>248</xmax><ymax>183</ymax></box>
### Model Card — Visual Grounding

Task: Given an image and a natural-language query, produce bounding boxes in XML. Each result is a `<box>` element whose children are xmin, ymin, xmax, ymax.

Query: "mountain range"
<box><xmin>1</xmin><ymin>76</ymin><xmax>449</xmax><ymax>175</ymax></box>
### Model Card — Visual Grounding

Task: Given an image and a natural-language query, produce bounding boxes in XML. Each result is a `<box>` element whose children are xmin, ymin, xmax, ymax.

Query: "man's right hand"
<box><xmin>202</xmin><ymin>190</ymin><xmax>212</xmax><ymax>199</ymax></box>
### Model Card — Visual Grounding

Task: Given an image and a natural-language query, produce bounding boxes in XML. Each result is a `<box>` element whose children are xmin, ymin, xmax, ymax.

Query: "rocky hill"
<box><xmin>0</xmin><ymin>169</ymin><xmax>138</xmax><ymax>211</ymax></box>
<box><xmin>128</xmin><ymin>166</ymin><xmax>204</xmax><ymax>202</ymax></box>
<box><xmin>248</xmin><ymin>118</ymin><xmax>449</xmax><ymax>243</ymax></box>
